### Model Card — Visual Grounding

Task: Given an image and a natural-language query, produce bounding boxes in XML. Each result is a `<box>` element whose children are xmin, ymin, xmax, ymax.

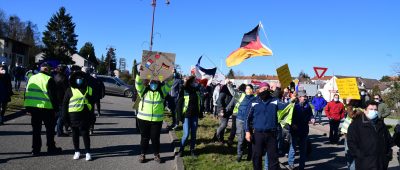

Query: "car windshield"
<box><xmin>115</xmin><ymin>77</ymin><xmax>127</xmax><ymax>85</ymax></box>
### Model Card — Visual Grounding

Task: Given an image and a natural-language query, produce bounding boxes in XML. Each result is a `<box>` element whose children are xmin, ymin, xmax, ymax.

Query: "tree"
<box><xmin>380</xmin><ymin>76</ymin><xmax>392</xmax><ymax>82</ymax></box>
<box><xmin>227</xmin><ymin>68</ymin><xmax>235</xmax><ymax>79</ymax></box>
<box><xmin>132</xmin><ymin>59</ymin><xmax>137</xmax><ymax>78</ymax></box>
<box><xmin>6</xmin><ymin>15</ymin><xmax>26</xmax><ymax>41</ymax></box>
<box><xmin>0</xmin><ymin>10</ymin><xmax>7</xmax><ymax>37</ymax></box>
<box><xmin>79</xmin><ymin>42</ymin><xmax>98</xmax><ymax>67</ymax></box>
<box><xmin>371</xmin><ymin>85</ymin><xmax>381</xmax><ymax>96</ymax></box>
<box><xmin>42</xmin><ymin>7</ymin><xmax>78</xmax><ymax>64</ymax></box>
<box><xmin>23</xmin><ymin>21</ymin><xmax>43</xmax><ymax>66</ymax></box>
<box><xmin>97</xmin><ymin>54</ymin><xmax>107</xmax><ymax>75</ymax></box>
<box><xmin>105</xmin><ymin>47</ymin><xmax>117</xmax><ymax>75</ymax></box>
<box><xmin>234</xmin><ymin>70</ymin><xmax>244</xmax><ymax>77</ymax></box>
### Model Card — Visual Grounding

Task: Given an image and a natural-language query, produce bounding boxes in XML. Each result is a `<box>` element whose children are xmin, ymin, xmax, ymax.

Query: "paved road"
<box><xmin>0</xmin><ymin>95</ymin><xmax>175</xmax><ymax>170</ymax></box>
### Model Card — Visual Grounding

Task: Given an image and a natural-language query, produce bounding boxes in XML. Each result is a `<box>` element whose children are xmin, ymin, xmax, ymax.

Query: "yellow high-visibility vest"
<box><xmin>24</xmin><ymin>73</ymin><xmax>53</xmax><ymax>109</ymax></box>
<box><xmin>68</xmin><ymin>86</ymin><xmax>93</xmax><ymax>112</ymax></box>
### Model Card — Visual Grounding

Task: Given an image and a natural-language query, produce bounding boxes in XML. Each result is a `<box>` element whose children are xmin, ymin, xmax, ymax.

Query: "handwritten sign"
<box><xmin>336</xmin><ymin>78</ymin><xmax>360</xmax><ymax>100</ymax></box>
<box><xmin>276</xmin><ymin>64</ymin><xmax>292</xmax><ymax>89</ymax></box>
<box><xmin>140</xmin><ymin>50</ymin><xmax>175</xmax><ymax>81</ymax></box>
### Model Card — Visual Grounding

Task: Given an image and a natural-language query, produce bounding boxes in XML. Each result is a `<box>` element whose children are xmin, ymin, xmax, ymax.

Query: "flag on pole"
<box><xmin>226</xmin><ymin>23</ymin><xmax>273</xmax><ymax>67</ymax></box>
<box><xmin>195</xmin><ymin>56</ymin><xmax>217</xmax><ymax>79</ymax></box>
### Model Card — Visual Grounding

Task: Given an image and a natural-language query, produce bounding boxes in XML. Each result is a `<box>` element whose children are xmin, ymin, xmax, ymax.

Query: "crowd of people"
<box><xmin>1</xmin><ymin>60</ymin><xmax>400</xmax><ymax>169</ymax></box>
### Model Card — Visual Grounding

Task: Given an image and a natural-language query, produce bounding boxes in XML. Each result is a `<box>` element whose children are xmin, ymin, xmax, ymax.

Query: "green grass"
<box><xmin>164</xmin><ymin>113</ymin><xmax>253</xmax><ymax>170</ymax></box>
<box><xmin>5</xmin><ymin>91</ymin><xmax>25</xmax><ymax>116</ymax></box>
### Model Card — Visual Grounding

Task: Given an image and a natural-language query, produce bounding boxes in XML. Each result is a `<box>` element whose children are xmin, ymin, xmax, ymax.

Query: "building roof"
<box><xmin>311</xmin><ymin>76</ymin><xmax>333</xmax><ymax>80</ymax></box>
<box><xmin>0</xmin><ymin>36</ymin><xmax>31</xmax><ymax>47</ymax></box>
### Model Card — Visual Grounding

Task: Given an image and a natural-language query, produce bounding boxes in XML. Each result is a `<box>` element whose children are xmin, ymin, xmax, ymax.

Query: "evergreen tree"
<box><xmin>97</xmin><ymin>54</ymin><xmax>107</xmax><ymax>75</ymax></box>
<box><xmin>42</xmin><ymin>7</ymin><xmax>78</xmax><ymax>64</ymax></box>
<box><xmin>227</xmin><ymin>68</ymin><xmax>235</xmax><ymax>79</ymax></box>
<box><xmin>79</xmin><ymin>42</ymin><xmax>98</xmax><ymax>66</ymax></box>
<box><xmin>105</xmin><ymin>47</ymin><xmax>117</xmax><ymax>75</ymax></box>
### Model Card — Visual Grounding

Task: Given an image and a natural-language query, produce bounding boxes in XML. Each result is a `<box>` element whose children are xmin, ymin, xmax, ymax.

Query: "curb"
<box><xmin>164</xmin><ymin>122</ymin><xmax>184</xmax><ymax>170</ymax></box>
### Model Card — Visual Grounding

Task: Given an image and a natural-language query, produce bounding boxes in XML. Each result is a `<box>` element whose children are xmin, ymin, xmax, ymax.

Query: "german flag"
<box><xmin>226</xmin><ymin>24</ymin><xmax>273</xmax><ymax>67</ymax></box>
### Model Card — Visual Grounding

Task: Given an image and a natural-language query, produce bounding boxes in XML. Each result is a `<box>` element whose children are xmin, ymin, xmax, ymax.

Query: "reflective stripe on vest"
<box><xmin>183</xmin><ymin>91</ymin><xmax>201</xmax><ymax>114</ymax></box>
<box><xmin>233</xmin><ymin>93</ymin><xmax>246</xmax><ymax>114</ymax></box>
<box><xmin>341</xmin><ymin>116</ymin><xmax>353</xmax><ymax>134</ymax></box>
<box><xmin>68</xmin><ymin>86</ymin><xmax>93</xmax><ymax>112</ymax></box>
<box><xmin>137</xmin><ymin>90</ymin><xmax>165</xmax><ymax>122</ymax></box>
<box><xmin>24</xmin><ymin>73</ymin><xmax>53</xmax><ymax>109</ymax></box>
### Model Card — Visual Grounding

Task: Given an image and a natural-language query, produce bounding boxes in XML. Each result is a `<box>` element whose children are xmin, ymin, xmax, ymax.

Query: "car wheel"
<box><xmin>124</xmin><ymin>90</ymin><xmax>133</xmax><ymax>98</ymax></box>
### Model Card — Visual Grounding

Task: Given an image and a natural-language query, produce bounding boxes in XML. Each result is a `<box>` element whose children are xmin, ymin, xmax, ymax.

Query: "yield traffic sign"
<box><xmin>313</xmin><ymin>67</ymin><xmax>328</xmax><ymax>79</ymax></box>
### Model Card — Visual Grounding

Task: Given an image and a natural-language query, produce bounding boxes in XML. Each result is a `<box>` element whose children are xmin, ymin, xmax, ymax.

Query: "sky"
<box><xmin>1</xmin><ymin>0</ymin><xmax>399</xmax><ymax>79</ymax></box>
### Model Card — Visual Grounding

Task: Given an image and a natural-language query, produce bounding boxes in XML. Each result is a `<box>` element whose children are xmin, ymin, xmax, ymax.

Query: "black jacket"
<box><xmin>0</xmin><ymin>72</ymin><xmax>12</xmax><ymax>103</ymax></box>
<box><xmin>25</xmin><ymin>71</ymin><xmax>59</xmax><ymax>112</ymax></box>
<box><xmin>216</xmin><ymin>85</ymin><xmax>234</xmax><ymax>118</ymax></box>
<box><xmin>347</xmin><ymin>114</ymin><xmax>392</xmax><ymax>170</ymax></box>
<box><xmin>62</xmin><ymin>72</ymin><xmax>95</xmax><ymax>128</ymax></box>
<box><xmin>176</xmin><ymin>86</ymin><xmax>199</xmax><ymax>120</ymax></box>
<box><xmin>54</xmin><ymin>72</ymin><xmax>69</xmax><ymax>106</ymax></box>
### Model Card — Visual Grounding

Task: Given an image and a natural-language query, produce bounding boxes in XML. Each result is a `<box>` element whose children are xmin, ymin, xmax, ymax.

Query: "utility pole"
<box><xmin>149</xmin><ymin>0</ymin><xmax>170</xmax><ymax>51</ymax></box>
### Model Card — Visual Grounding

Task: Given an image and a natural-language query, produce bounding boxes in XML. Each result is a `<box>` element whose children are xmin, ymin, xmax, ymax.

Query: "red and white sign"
<box><xmin>313</xmin><ymin>67</ymin><xmax>328</xmax><ymax>79</ymax></box>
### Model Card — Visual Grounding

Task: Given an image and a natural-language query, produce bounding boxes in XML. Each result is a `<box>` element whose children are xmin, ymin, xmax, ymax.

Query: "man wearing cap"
<box><xmin>287</xmin><ymin>90</ymin><xmax>315</xmax><ymax>170</ymax></box>
<box><xmin>24</xmin><ymin>62</ymin><xmax>62</xmax><ymax>156</ymax></box>
<box><xmin>245</xmin><ymin>82</ymin><xmax>289</xmax><ymax>170</ymax></box>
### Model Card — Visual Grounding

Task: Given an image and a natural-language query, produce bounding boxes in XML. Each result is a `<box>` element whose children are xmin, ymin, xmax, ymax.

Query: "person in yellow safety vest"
<box><xmin>176</xmin><ymin>76</ymin><xmax>201</xmax><ymax>157</ymax></box>
<box><xmin>224</xmin><ymin>83</ymin><xmax>247</xmax><ymax>147</ymax></box>
<box><xmin>340</xmin><ymin>99</ymin><xmax>362</xmax><ymax>170</ymax></box>
<box><xmin>62</xmin><ymin>70</ymin><xmax>95</xmax><ymax>161</ymax></box>
<box><xmin>24</xmin><ymin>62</ymin><xmax>62</xmax><ymax>156</ymax></box>
<box><xmin>135</xmin><ymin>71</ymin><xmax>173</xmax><ymax>164</ymax></box>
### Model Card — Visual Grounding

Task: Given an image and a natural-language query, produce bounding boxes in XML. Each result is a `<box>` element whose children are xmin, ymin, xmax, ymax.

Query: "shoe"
<box><xmin>154</xmin><ymin>154</ymin><xmax>162</xmax><ymax>163</ymax></box>
<box><xmin>178</xmin><ymin>150</ymin><xmax>183</xmax><ymax>157</ymax></box>
<box><xmin>47</xmin><ymin>147</ymin><xmax>62</xmax><ymax>154</ymax></box>
<box><xmin>85</xmin><ymin>153</ymin><xmax>92</xmax><ymax>161</ymax></box>
<box><xmin>96</xmin><ymin>113</ymin><xmax>101</xmax><ymax>118</ymax></box>
<box><xmin>73</xmin><ymin>152</ymin><xmax>80</xmax><ymax>160</ymax></box>
<box><xmin>227</xmin><ymin>140</ymin><xmax>234</xmax><ymax>147</ymax></box>
<box><xmin>288</xmin><ymin>165</ymin><xmax>296</xmax><ymax>170</ymax></box>
<box><xmin>236</xmin><ymin>156</ymin><xmax>242</xmax><ymax>162</ymax></box>
<box><xmin>31</xmin><ymin>150</ymin><xmax>40</xmax><ymax>156</ymax></box>
<box><xmin>57</xmin><ymin>133</ymin><xmax>69</xmax><ymax>137</ymax></box>
<box><xmin>138</xmin><ymin>154</ymin><xmax>145</xmax><ymax>163</ymax></box>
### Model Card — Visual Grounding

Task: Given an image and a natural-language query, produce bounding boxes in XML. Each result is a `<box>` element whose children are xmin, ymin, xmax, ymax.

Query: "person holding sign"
<box><xmin>135</xmin><ymin>65</ymin><xmax>173</xmax><ymax>163</ymax></box>
<box><xmin>325</xmin><ymin>94</ymin><xmax>345</xmax><ymax>144</ymax></box>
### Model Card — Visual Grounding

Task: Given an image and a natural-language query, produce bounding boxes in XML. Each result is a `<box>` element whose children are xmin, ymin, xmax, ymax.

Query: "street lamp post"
<box><xmin>149</xmin><ymin>0</ymin><xmax>170</xmax><ymax>51</ymax></box>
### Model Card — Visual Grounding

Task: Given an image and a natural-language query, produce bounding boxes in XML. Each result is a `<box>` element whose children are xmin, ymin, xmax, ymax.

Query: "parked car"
<box><xmin>97</xmin><ymin>75</ymin><xmax>134</xmax><ymax>97</ymax></box>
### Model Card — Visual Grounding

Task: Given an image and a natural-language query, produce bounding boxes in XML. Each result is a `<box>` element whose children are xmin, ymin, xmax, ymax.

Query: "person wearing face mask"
<box><xmin>374</xmin><ymin>94</ymin><xmax>391</xmax><ymax>120</ymax></box>
<box><xmin>0</xmin><ymin>64</ymin><xmax>12</xmax><ymax>125</ymax></box>
<box><xmin>347</xmin><ymin>101</ymin><xmax>392</xmax><ymax>170</ymax></box>
<box><xmin>235</xmin><ymin>84</ymin><xmax>255</xmax><ymax>162</ymax></box>
<box><xmin>62</xmin><ymin>70</ymin><xmax>95</xmax><ymax>161</ymax></box>
<box><xmin>135</xmin><ymin>69</ymin><xmax>173</xmax><ymax>163</ymax></box>
<box><xmin>24</xmin><ymin>62</ymin><xmax>62</xmax><ymax>156</ymax></box>
<box><xmin>245</xmin><ymin>82</ymin><xmax>292</xmax><ymax>170</ymax></box>
<box><xmin>287</xmin><ymin>90</ymin><xmax>315</xmax><ymax>170</ymax></box>
<box><xmin>325</xmin><ymin>94</ymin><xmax>345</xmax><ymax>144</ymax></box>
<box><xmin>311</xmin><ymin>91</ymin><xmax>327</xmax><ymax>125</ymax></box>
<box><xmin>176</xmin><ymin>76</ymin><xmax>201</xmax><ymax>157</ymax></box>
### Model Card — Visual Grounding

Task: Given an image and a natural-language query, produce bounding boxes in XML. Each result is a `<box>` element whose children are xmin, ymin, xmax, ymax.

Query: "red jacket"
<box><xmin>325</xmin><ymin>101</ymin><xmax>345</xmax><ymax>121</ymax></box>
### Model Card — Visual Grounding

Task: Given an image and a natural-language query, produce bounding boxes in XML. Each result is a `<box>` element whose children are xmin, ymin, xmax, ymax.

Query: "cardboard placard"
<box><xmin>276</xmin><ymin>64</ymin><xmax>292</xmax><ymax>89</ymax></box>
<box><xmin>140</xmin><ymin>50</ymin><xmax>175</xmax><ymax>81</ymax></box>
<box><xmin>336</xmin><ymin>78</ymin><xmax>361</xmax><ymax>100</ymax></box>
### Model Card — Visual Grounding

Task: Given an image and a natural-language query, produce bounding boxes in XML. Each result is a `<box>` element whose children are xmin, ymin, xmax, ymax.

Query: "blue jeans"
<box><xmin>344</xmin><ymin>137</ymin><xmax>355</xmax><ymax>170</ymax></box>
<box><xmin>288</xmin><ymin>134</ymin><xmax>307</xmax><ymax>170</ymax></box>
<box><xmin>167</xmin><ymin>96</ymin><xmax>177</xmax><ymax>125</ymax></box>
<box><xmin>314</xmin><ymin>110</ymin><xmax>322</xmax><ymax>123</ymax></box>
<box><xmin>180</xmin><ymin>116</ymin><xmax>198</xmax><ymax>151</ymax></box>
<box><xmin>56</xmin><ymin>109</ymin><xmax>64</xmax><ymax>135</ymax></box>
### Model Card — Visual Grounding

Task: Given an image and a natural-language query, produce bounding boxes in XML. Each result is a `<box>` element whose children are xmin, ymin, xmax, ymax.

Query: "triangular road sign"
<box><xmin>313</xmin><ymin>67</ymin><xmax>328</xmax><ymax>79</ymax></box>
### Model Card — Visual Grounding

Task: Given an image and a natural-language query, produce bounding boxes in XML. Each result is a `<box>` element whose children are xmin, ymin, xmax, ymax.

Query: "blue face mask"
<box><xmin>150</xmin><ymin>83</ymin><xmax>158</xmax><ymax>91</ymax></box>
<box><xmin>76</xmin><ymin>79</ymin><xmax>83</xmax><ymax>86</ymax></box>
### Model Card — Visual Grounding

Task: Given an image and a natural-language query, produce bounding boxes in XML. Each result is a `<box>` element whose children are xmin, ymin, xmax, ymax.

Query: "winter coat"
<box><xmin>54</xmin><ymin>72</ymin><xmax>69</xmax><ymax>107</ymax></box>
<box><xmin>212</xmin><ymin>85</ymin><xmax>221</xmax><ymax>106</ymax></box>
<box><xmin>311</xmin><ymin>96</ymin><xmax>327</xmax><ymax>112</ymax></box>
<box><xmin>216</xmin><ymin>85</ymin><xmax>233</xmax><ymax>118</ymax></box>
<box><xmin>378</xmin><ymin>102</ymin><xmax>391</xmax><ymax>119</ymax></box>
<box><xmin>236</xmin><ymin>95</ymin><xmax>256</xmax><ymax>121</ymax></box>
<box><xmin>347</xmin><ymin>114</ymin><xmax>392</xmax><ymax>170</ymax></box>
<box><xmin>290</xmin><ymin>101</ymin><xmax>313</xmax><ymax>137</ymax></box>
<box><xmin>62</xmin><ymin>71</ymin><xmax>95</xmax><ymax>128</ymax></box>
<box><xmin>0</xmin><ymin>73</ymin><xmax>12</xmax><ymax>103</ymax></box>
<box><xmin>325</xmin><ymin>101</ymin><xmax>345</xmax><ymax>121</ymax></box>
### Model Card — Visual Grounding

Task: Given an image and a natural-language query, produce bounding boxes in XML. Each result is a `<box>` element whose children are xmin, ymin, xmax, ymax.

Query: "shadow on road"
<box><xmin>100</xmin><ymin>109</ymin><xmax>135</xmax><ymax>118</ymax></box>
<box><xmin>93</xmin><ymin>127</ymin><xmax>136</xmax><ymax>136</ymax></box>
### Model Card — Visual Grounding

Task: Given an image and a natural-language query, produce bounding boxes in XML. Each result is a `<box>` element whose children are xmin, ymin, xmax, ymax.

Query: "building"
<box><xmin>0</xmin><ymin>36</ymin><xmax>31</xmax><ymax>67</ymax></box>
<box><xmin>233</xmin><ymin>75</ymin><xmax>280</xmax><ymax>86</ymax></box>
<box><xmin>71</xmin><ymin>53</ymin><xmax>95</xmax><ymax>69</ymax></box>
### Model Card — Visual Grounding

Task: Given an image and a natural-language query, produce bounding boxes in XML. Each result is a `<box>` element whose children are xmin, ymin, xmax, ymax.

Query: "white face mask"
<box><xmin>361</xmin><ymin>91</ymin><xmax>365</xmax><ymax>96</ymax></box>
<box><xmin>366</xmin><ymin>110</ymin><xmax>378</xmax><ymax>120</ymax></box>
<box><xmin>374</xmin><ymin>99</ymin><xmax>380</xmax><ymax>103</ymax></box>
<box><xmin>334</xmin><ymin>98</ymin><xmax>339</xmax><ymax>102</ymax></box>
<box><xmin>317</xmin><ymin>94</ymin><xmax>321</xmax><ymax>97</ymax></box>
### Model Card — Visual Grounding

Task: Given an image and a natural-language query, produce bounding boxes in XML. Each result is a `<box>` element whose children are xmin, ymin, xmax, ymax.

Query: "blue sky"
<box><xmin>2</xmin><ymin>0</ymin><xmax>399</xmax><ymax>79</ymax></box>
